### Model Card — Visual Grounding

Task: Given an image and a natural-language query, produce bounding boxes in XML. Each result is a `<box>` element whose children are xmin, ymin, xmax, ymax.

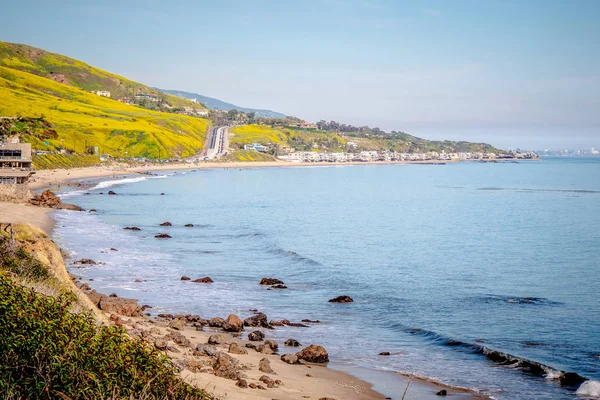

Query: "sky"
<box><xmin>1</xmin><ymin>0</ymin><xmax>599</xmax><ymax>149</ymax></box>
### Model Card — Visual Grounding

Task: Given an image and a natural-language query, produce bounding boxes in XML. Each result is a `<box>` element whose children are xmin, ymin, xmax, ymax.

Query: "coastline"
<box><xmin>0</xmin><ymin>162</ymin><xmax>487</xmax><ymax>399</ymax></box>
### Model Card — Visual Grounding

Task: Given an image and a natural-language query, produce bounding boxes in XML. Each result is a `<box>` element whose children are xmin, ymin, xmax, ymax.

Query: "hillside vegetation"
<box><xmin>0</xmin><ymin>66</ymin><xmax>209</xmax><ymax>159</ymax></box>
<box><xmin>0</xmin><ymin>41</ymin><xmax>206</xmax><ymax>113</ymax></box>
<box><xmin>0</xmin><ymin>224</ymin><xmax>210</xmax><ymax>399</ymax></box>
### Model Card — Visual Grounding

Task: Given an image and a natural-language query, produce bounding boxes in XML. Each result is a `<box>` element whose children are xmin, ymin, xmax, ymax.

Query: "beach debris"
<box><xmin>223</xmin><ymin>314</ymin><xmax>244</xmax><ymax>332</ymax></box>
<box><xmin>228</xmin><ymin>342</ymin><xmax>248</xmax><ymax>355</ymax></box>
<box><xmin>208</xmin><ymin>334</ymin><xmax>228</xmax><ymax>345</ymax></box>
<box><xmin>180</xmin><ymin>276</ymin><xmax>190</xmax><ymax>281</ymax></box>
<box><xmin>244</xmin><ymin>312</ymin><xmax>269</xmax><ymax>328</ymax></box>
<box><xmin>123</xmin><ymin>226</ymin><xmax>141</xmax><ymax>230</ymax></box>
<box><xmin>236</xmin><ymin>379</ymin><xmax>248</xmax><ymax>388</ymax></box>
<box><xmin>209</xmin><ymin>317</ymin><xmax>225</xmax><ymax>328</ymax></box>
<box><xmin>73</xmin><ymin>258</ymin><xmax>97</xmax><ymax>265</ymax></box>
<box><xmin>260</xmin><ymin>277</ymin><xmax>284</xmax><ymax>285</ymax></box>
<box><xmin>328</xmin><ymin>295</ymin><xmax>353</xmax><ymax>303</ymax></box>
<box><xmin>184</xmin><ymin>223</ymin><xmax>194</xmax><ymax>227</ymax></box>
<box><xmin>212</xmin><ymin>352</ymin><xmax>240</xmax><ymax>380</ymax></box>
<box><xmin>436</xmin><ymin>389</ymin><xmax>448</xmax><ymax>396</ymax></box>
<box><xmin>379</xmin><ymin>351</ymin><xmax>391</xmax><ymax>356</ymax></box>
<box><xmin>159</xmin><ymin>221</ymin><xmax>172</xmax><ymax>226</ymax></box>
<box><xmin>296</xmin><ymin>344</ymin><xmax>329</xmax><ymax>363</ymax></box>
<box><xmin>248</xmin><ymin>330</ymin><xmax>265</xmax><ymax>341</ymax></box>
<box><xmin>30</xmin><ymin>190</ymin><xmax>84</xmax><ymax>211</ymax></box>
<box><xmin>192</xmin><ymin>276</ymin><xmax>213</xmax><ymax>283</ymax></box>
<box><xmin>168</xmin><ymin>319</ymin><xmax>185</xmax><ymax>330</ymax></box>
<box><xmin>107</xmin><ymin>191</ymin><xmax>117</xmax><ymax>195</ymax></box>
<box><xmin>284</xmin><ymin>338</ymin><xmax>301</xmax><ymax>347</ymax></box>
<box><xmin>258</xmin><ymin>357</ymin><xmax>274</xmax><ymax>374</ymax></box>
<box><xmin>281</xmin><ymin>353</ymin><xmax>299</xmax><ymax>364</ymax></box>
<box><xmin>154</xmin><ymin>233</ymin><xmax>172</xmax><ymax>238</ymax></box>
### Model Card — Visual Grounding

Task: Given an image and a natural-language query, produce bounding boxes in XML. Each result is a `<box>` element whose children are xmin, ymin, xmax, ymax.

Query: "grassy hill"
<box><xmin>0</xmin><ymin>64</ymin><xmax>209</xmax><ymax>160</ymax></box>
<box><xmin>0</xmin><ymin>41</ymin><xmax>206</xmax><ymax>112</ymax></box>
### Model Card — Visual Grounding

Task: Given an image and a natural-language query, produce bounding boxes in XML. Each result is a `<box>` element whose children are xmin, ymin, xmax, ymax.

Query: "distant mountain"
<box><xmin>158</xmin><ymin>89</ymin><xmax>287</xmax><ymax>119</ymax></box>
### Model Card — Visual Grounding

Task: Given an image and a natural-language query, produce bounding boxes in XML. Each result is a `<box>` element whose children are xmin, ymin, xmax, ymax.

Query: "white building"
<box><xmin>91</xmin><ymin>90</ymin><xmax>111</xmax><ymax>97</ymax></box>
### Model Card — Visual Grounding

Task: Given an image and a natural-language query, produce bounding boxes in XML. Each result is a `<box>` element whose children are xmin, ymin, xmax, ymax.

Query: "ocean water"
<box><xmin>52</xmin><ymin>157</ymin><xmax>600</xmax><ymax>399</ymax></box>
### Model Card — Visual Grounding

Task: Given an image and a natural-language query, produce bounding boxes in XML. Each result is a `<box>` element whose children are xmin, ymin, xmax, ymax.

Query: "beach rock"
<box><xmin>259</xmin><ymin>375</ymin><xmax>280</xmax><ymax>388</ymax></box>
<box><xmin>319</xmin><ymin>398</ymin><xmax>337</xmax><ymax>400</ymax></box>
<box><xmin>164</xmin><ymin>331</ymin><xmax>190</xmax><ymax>347</ymax></box>
<box><xmin>160</xmin><ymin>221</ymin><xmax>172</xmax><ymax>226</ymax></box>
<box><xmin>301</xmin><ymin>319</ymin><xmax>321</xmax><ymax>323</ymax></box>
<box><xmin>98</xmin><ymin>296</ymin><xmax>142</xmax><ymax>317</ymax></box>
<box><xmin>195</xmin><ymin>344</ymin><xmax>217</xmax><ymax>357</ymax></box>
<box><xmin>180</xmin><ymin>276</ymin><xmax>191</xmax><ymax>281</ymax></box>
<box><xmin>154</xmin><ymin>233</ymin><xmax>172</xmax><ymax>238</ymax></box>
<box><xmin>245</xmin><ymin>343</ymin><xmax>257</xmax><ymax>349</ymax></box>
<box><xmin>258</xmin><ymin>357</ymin><xmax>274</xmax><ymax>374</ymax></box>
<box><xmin>123</xmin><ymin>226</ymin><xmax>141</xmax><ymax>231</ymax></box>
<box><xmin>89</xmin><ymin>209</ymin><xmax>97</xmax><ymax>213</ymax></box>
<box><xmin>284</xmin><ymin>339</ymin><xmax>301</xmax><ymax>347</ymax></box>
<box><xmin>154</xmin><ymin>339</ymin><xmax>168</xmax><ymax>350</ymax></box>
<box><xmin>73</xmin><ymin>258</ymin><xmax>97</xmax><ymax>265</ymax></box>
<box><xmin>269</xmin><ymin>320</ymin><xmax>286</xmax><ymax>327</ymax></box>
<box><xmin>192</xmin><ymin>276</ymin><xmax>213</xmax><ymax>283</ymax></box>
<box><xmin>236</xmin><ymin>379</ymin><xmax>248</xmax><ymax>388</ymax></box>
<box><xmin>168</xmin><ymin>319</ymin><xmax>185</xmax><ymax>330</ymax></box>
<box><xmin>208</xmin><ymin>334</ymin><xmax>228</xmax><ymax>345</ymax></box>
<box><xmin>263</xmin><ymin>340</ymin><xmax>278</xmax><ymax>354</ymax></box>
<box><xmin>185</xmin><ymin>223</ymin><xmax>194</xmax><ymax>227</ymax></box>
<box><xmin>29</xmin><ymin>190</ymin><xmax>83</xmax><ymax>211</ymax></box>
<box><xmin>248</xmin><ymin>330</ymin><xmax>265</xmax><ymax>341</ymax></box>
<box><xmin>212</xmin><ymin>352</ymin><xmax>240</xmax><ymax>380</ymax></box>
<box><xmin>209</xmin><ymin>317</ymin><xmax>225</xmax><ymax>328</ymax></box>
<box><xmin>379</xmin><ymin>352</ymin><xmax>391</xmax><ymax>356</ymax></box>
<box><xmin>109</xmin><ymin>293</ymin><xmax>118</xmax><ymax>298</ymax></box>
<box><xmin>436</xmin><ymin>390</ymin><xmax>448</xmax><ymax>396</ymax></box>
<box><xmin>223</xmin><ymin>314</ymin><xmax>244</xmax><ymax>332</ymax></box>
<box><xmin>107</xmin><ymin>191</ymin><xmax>117</xmax><ymax>195</ymax></box>
<box><xmin>141</xmin><ymin>304</ymin><xmax>152</xmax><ymax>311</ymax></box>
<box><xmin>244</xmin><ymin>312</ymin><xmax>268</xmax><ymax>328</ymax></box>
<box><xmin>296</xmin><ymin>344</ymin><xmax>329</xmax><ymax>363</ymax></box>
<box><xmin>328</xmin><ymin>295</ymin><xmax>353</xmax><ymax>303</ymax></box>
<box><xmin>160</xmin><ymin>192</ymin><xmax>165</xmax><ymax>196</ymax></box>
<box><xmin>110</xmin><ymin>248</ymin><xmax>118</xmax><ymax>251</ymax></box>
<box><xmin>281</xmin><ymin>353</ymin><xmax>298</xmax><ymax>364</ymax></box>
<box><xmin>228</xmin><ymin>342</ymin><xmax>248</xmax><ymax>355</ymax></box>
<box><xmin>260</xmin><ymin>277</ymin><xmax>284</xmax><ymax>285</ymax></box>
<box><xmin>285</xmin><ymin>321</ymin><xmax>309</xmax><ymax>328</ymax></box>
<box><xmin>186</xmin><ymin>360</ymin><xmax>206</xmax><ymax>373</ymax></box>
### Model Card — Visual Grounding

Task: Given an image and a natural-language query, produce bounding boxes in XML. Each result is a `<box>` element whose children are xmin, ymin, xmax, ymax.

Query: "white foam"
<box><xmin>577</xmin><ymin>380</ymin><xmax>600</xmax><ymax>398</ymax></box>
<box><xmin>91</xmin><ymin>176</ymin><xmax>149</xmax><ymax>190</ymax></box>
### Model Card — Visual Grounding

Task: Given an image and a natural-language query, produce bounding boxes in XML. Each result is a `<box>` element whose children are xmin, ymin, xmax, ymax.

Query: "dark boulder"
<box><xmin>328</xmin><ymin>295</ymin><xmax>353</xmax><ymax>303</ymax></box>
<box><xmin>244</xmin><ymin>312</ymin><xmax>268</xmax><ymax>328</ymax></box>
<box><xmin>436</xmin><ymin>389</ymin><xmax>448</xmax><ymax>396</ymax></box>
<box><xmin>284</xmin><ymin>338</ymin><xmax>301</xmax><ymax>347</ymax></box>
<box><xmin>296</xmin><ymin>344</ymin><xmax>329</xmax><ymax>363</ymax></box>
<box><xmin>154</xmin><ymin>233</ymin><xmax>172</xmax><ymax>238</ymax></box>
<box><xmin>181</xmin><ymin>276</ymin><xmax>191</xmax><ymax>281</ymax></box>
<box><xmin>260</xmin><ymin>278</ymin><xmax>284</xmax><ymax>285</ymax></box>
<box><xmin>160</xmin><ymin>221</ymin><xmax>172</xmax><ymax>226</ymax></box>
<box><xmin>379</xmin><ymin>352</ymin><xmax>391</xmax><ymax>356</ymax></box>
<box><xmin>184</xmin><ymin>223</ymin><xmax>194</xmax><ymax>227</ymax></box>
<box><xmin>123</xmin><ymin>226</ymin><xmax>141</xmax><ymax>231</ymax></box>
<box><xmin>248</xmin><ymin>330</ymin><xmax>265</xmax><ymax>341</ymax></box>
<box><xmin>108</xmin><ymin>191</ymin><xmax>117</xmax><ymax>195</ymax></box>
<box><xmin>192</xmin><ymin>276</ymin><xmax>213</xmax><ymax>283</ymax></box>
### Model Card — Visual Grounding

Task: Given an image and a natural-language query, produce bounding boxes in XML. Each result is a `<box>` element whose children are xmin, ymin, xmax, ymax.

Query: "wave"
<box><xmin>476</xmin><ymin>294</ymin><xmax>561</xmax><ymax>306</ymax></box>
<box><xmin>405</xmin><ymin>327</ymin><xmax>590</xmax><ymax>390</ymax></box>
<box><xmin>267</xmin><ymin>247</ymin><xmax>321</xmax><ymax>266</ymax></box>
<box><xmin>577</xmin><ymin>380</ymin><xmax>600</xmax><ymax>398</ymax></box>
<box><xmin>477</xmin><ymin>187</ymin><xmax>600</xmax><ymax>194</ymax></box>
<box><xmin>60</xmin><ymin>175</ymin><xmax>170</xmax><ymax>198</ymax></box>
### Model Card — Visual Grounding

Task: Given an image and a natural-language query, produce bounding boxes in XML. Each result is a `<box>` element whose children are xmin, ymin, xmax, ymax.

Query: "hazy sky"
<box><xmin>2</xmin><ymin>0</ymin><xmax>599</xmax><ymax>149</ymax></box>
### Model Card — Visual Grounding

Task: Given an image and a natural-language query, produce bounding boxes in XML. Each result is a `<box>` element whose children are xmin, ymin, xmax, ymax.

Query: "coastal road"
<box><xmin>204</xmin><ymin>126</ymin><xmax>228</xmax><ymax>159</ymax></box>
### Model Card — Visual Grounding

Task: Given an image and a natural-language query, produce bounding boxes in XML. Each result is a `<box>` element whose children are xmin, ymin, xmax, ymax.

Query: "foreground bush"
<box><xmin>0</xmin><ymin>273</ymin><xmax>209</xmax><ymax>399</ymax></box>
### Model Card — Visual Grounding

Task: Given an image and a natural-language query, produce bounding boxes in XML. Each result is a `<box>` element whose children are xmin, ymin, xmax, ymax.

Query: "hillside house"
<box><xmin>0</xmin><ymin>141</ymin><xmax>35</xmax><ymax>185</ymax></box>
<box><xmin>90</xmin><ymin>90</ymin><xmax>111</xmax><ymax>97</ymax></box>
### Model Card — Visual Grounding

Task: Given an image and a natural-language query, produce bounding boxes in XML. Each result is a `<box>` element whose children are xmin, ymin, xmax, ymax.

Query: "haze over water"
<box><xmin>54</xmin><ymin>157</ymin><xmax>600</xmax><ymax>399</ymax></box>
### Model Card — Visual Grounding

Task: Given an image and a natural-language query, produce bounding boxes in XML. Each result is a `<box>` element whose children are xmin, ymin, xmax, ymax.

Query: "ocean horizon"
<box><xmin>53</xmin><ymin>157</ymin><xmax>600</xmax><ymax>399</ymax></box>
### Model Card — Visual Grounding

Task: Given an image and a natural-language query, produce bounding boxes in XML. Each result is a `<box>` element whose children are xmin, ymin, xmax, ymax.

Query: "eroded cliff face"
<box><xmin>5</xmin><ymin>223</ymin><xmax>107</xmax><ymax>323</ymax></box>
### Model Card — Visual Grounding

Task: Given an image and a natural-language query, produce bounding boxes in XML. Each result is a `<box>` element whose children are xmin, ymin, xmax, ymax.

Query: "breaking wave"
<box><xmin>267</xmin><ymin>247</ymin><xmax>321</xmax><ymax>266</ymax></box>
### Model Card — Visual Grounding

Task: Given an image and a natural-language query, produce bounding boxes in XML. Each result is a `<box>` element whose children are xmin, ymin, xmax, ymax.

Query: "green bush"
<box><xmin>0</xmin><ymin>273</ymin><xmax>210</xmax><ymax>399</ymax></box>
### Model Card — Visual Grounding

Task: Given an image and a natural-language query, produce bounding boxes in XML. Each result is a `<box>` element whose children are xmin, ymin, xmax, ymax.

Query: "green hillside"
<box><xmin>0</xmin><ymin>63</ymin><xmax>209</xmax><ymax>160</ymax></box>
<box><xmin>0</xmin><ymin>41</ymin><xmax>206</xmax><ymax>112</ymax></box>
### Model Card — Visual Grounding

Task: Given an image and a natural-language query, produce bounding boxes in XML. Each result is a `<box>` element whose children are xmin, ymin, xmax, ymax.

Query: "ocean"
<box><xmin>53</xmin><ymin>157</ymin><xmax>600</xmax><ymax>399</ymax></box>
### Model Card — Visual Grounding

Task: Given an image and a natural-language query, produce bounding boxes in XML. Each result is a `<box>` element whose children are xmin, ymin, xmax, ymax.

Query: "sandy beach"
<box><xmin>0</xmin><ymin>161</ymin><xmax>486</xmax><ymax>400</ymax></box>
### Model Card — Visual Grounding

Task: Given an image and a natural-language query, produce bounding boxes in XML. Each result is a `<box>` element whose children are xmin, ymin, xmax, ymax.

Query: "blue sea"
<box><xmin>53</xmin><ymin>157</ymin><xmax>600</xmax><ymax>399</ymax></box>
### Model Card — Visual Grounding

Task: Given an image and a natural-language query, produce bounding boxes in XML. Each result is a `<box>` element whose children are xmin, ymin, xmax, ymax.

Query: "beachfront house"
<box><xmin>0</xmin><ymin>141</ymin><xmax>35</xmax><ymax>185</ymax></box>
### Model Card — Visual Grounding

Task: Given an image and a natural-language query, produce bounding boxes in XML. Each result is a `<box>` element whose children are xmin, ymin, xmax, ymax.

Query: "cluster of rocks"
<box><xmin>260</xmin><ymin>277</ymin><xmax>288</xmax><ymax>289</ymax></box>
<box><xmin>181</xmin><ymin>276</ymin><xmax>213</xmax><ymax>283</ymax></box>
<box><xmin>29</xmin><ymin>190</ymin><xmax>84</xmax><ymax>211</ymax></box>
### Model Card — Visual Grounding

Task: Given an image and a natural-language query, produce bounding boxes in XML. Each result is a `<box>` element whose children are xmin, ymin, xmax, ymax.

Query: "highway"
<box><xmin>205</xmin><ymin>126</ymin><xmax>228</xmax><ymax>159</ymax></box>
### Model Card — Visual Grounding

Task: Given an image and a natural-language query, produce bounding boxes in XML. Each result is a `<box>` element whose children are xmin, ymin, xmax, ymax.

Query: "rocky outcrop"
<box><xmin>180</xmin><ymin>276</ymin><xmax>191</xmax><ymax>281</ymax></box>
<box><xmin>184</xmin><ymin>223</ymin><xmax>194</xmax><ymax>227</ymax></box>
<box><xmin>209</xmin><ymin>317</ymin><xmax>225</xmax><ymax>328</ymax></box>
<box><xmin>328</xmin><ymin>295</ymin><xmax>353</xmax><ymax>303</ymax></box>
<box><xmin>192</xmin><ymin>277</ymin><xmax>213</xmax><ymax>283</ymax></box>
<box><xmin>281</xmin><ymin>353</ymin><xmax>298</xmax><ymax>364</ymax></box>
<box><xmin>154</xmin><ymin>233</ymin><xmax>172</xmax><ymax>238</ymax></box>
<box><xmin>228</xmin><ymin>342</ymin><xmax>248</xmax><ymax>355</ymax></box>
<box><xmin>73</xmin><ymin>258</ymin><xmax>97</xmax><ymax>265</ymax></box>
<box><xmin>243</xmin><ymin>312</ymin><xmax>268</xmax><ymax>328</ymax></box>
<box><xmin>223</xmin><ymin>314</ymin><xmax>243</xmax><ymax>332</ymax></box>
<box><xmin>160</xmin><ymin>221</ymin><xmax>172</xmax><ymax>226</ymax></box>
<box><xmin>207</xmin><ymin>334</ymin><xmax>228</xmax><ymax>345</ymax></box>
<box><xmin>260</xmin><ymin>278</ymin><xmax>284</xmax><ymax>285</ymax></box>
<box><xmin>29</xmin><ymin>190</ymin><xmax>84</xmax><ymax>211</ymax></box>
<box><xmin>123</xmin><ymin>226</ymin><xmax>141</xmax><ymax>231</ymax></box>
<box><xmin>98</xmin><ymin>296</ymin><xmax>142</xmax><ymax>317</ymax></box>
<box><xmin>212</xmin><ymin>352</ymin><xmax>240</xmax><ymax>380</ymax></box>
<box><xmin>296</xmin><ymin>344</ymin><xmax>329</xmax><ymax>363</ymax></box>
<box><xmin>107</xmin><ymin>191</ymin><xmax>117</xmax><ymax>195</ymax></box>
<box><xmin>284</xmin><ymin>338</ymin><xmax>301</xmax><ymax>347</ymax></box>
<box><xmin>258</xmin><ymin>357</ymin><xmax>274</xmax><ymax>374</ymax></box>
<box><xmin>168</xmin><ymin>319</ymin><xmax>185</xmax><ymax>330</ymax></box>
<box><xmin>248</xmin><ymin>330</ymin><xmax>265</xmax><ymax>341</ymax></box>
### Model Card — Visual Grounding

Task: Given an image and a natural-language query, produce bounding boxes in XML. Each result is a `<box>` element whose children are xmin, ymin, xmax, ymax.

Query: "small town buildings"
<box><xmin>90</xmin><ymin>90</ymin><xmax>111</xmax><ymax>97</ymax></box>
<box><xmin>244</xmin><ymin>143</ymin><xmax>270</xmax><ymax>152</ymax></box>
<box><xmin>0</xmin><ymin>141</ymin><xmax>35</xmax><ymax>185</ymax></box>
<box><xmin>135</xmin><ymin>93</ymin><xmax>159</xmax><ymax>102</ymax></box>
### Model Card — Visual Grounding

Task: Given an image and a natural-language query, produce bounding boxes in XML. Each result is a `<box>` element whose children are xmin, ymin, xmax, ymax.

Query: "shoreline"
<box><xmin>0</xmin><ymin>161</ymin><xmax>488</xmax><ymax>399</ymax></box>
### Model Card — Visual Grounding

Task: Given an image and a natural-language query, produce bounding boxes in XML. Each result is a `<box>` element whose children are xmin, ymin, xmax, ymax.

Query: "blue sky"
<box><xmin>1</xmin><ymin>0</ymin><xmax>599</xmax><ymax>149</ymax></box>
